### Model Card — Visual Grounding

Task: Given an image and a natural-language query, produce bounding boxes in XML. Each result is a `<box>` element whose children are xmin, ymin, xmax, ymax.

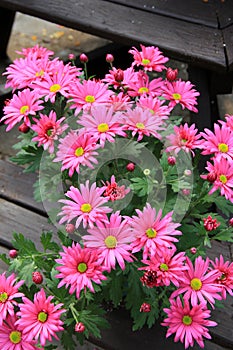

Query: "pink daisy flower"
<box><xmin>130</xmin><ymin>203</ymin><xmax>182</xmax><ymax>259</ymax></box>
<box><xmin>140</xmin><ymin>249</ymin><xmax>187</xmax><ymax>287</ymax></box>
<box><xmin>55</xmin><ymin>242</ymin><xmax>107</xmax><ymax>298</ymax></box>
<box><xmin>162</xmin><ymin>297</ymin><xmax>217</xmax><ymax>349</ymax></box>
<box><xmin>129</xmin><ymin>44</ymin><xmax>169</xmax><ymax>72</ymax></box>
<box><xmin>16</xmin><ymin>44</ymin><xmax>54</xmax><ymax>59</ymax></box>
<box><xmin>103</xmin><ymin>66</ymin><xmax>138</xmax><ymax>90</ymax></box>
<box><xmin>210</xmin><ymin>255</ymin><xmax>233</xmax><ymax>299</ymax></box>
<box><xmin>69</xmin><ymin>79</ymin><xmax>113</xmax><ymax>115</ymax></box>
<box><xmin>107</xmin><ymin>91</ymin><xmax>133</xmax><ymax>111</ymax></box>
<box><xmin>200</xmin><ymin>123</ymin><xmax>233</xmax><ymax>161</ymax></box>
<box><xmin>127</xmin><ymin>71</ymin><xmax>163</xmax><ymax>98</ymax></box>
<box><xmin>54</xmin><ymin>130</ymin><xmax>99</xmax><ymax>177</ymax></box>
<box><xmin>171</xmin><ymin>256</ymin><xmax>222</xmax><ymax>307</ymax></box>
<box><xmin>201</xmin><ymin>157</ymin><xmax>233</xmax><ymax>202</ymax></box>
<box><xmin>162</xmin><ymin>79</ymin><xmax>200</xmax><ymax>112</ymax></box>
<box><xmin>77</xmin><ymin>105</ymin><xmax>126</xmax><ymax>147</ymax></box>
<box><xmin>165</xmin><ymin>123</ymin><xmax>202</xmax><ymax>156</ymax></box>
<box><xmin>83</xmin><ymin>212</ymin><xmax>134</xmax><ymax>271</ymax></box>
<box><xmin>101</xmin><ymin>175</ymin><xmax>130</xmax><ymax>201</ymax></box>
<box><xmin>137</xmin><ymin>95</ymin><xmax>171</xmax><ymax>121</ymax></box>
<box><xmin>224</xmin><ymin>114</ymin><xmax>233</xmax><ymax>130</ymax></box>
<box><xmin>1</xmin><ymin>88</ymin><xmax>44</xmax><ymax>131</ymax></box>
<box><xmin>16</xmin><ymin>288</ymin><xmax>65</xmax><ymax>346</ymax></box>
<box><xmin>122</xmin><ymin>106</ymin><xmax>163</xmax><ymax>141</ymax></box>
<box><xmin>58</xmin><ymin>181</ymin><xmax>112</xmax><ymax>229</ymax></box>
<box><xmin>0</xmin><ymin>273</ymin><xmax>24</xmax><ymax>325</ymax></box>
<box><xmin>31</xmin><ymin>110</ymin><xmax>68</xmax><ymax>153</ymax></box>
<box><xmin>0</xmin><ymin>314</ymin><xmax>40</xmax><ymax>349</ymax></box>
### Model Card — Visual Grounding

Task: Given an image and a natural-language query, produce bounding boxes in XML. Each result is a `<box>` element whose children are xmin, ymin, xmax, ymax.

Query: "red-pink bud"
<box><xmin>166</xmin><ymin>67</ymin><xmax>178</xmax><ymax>81</ymax></box>
<box><xmin>140</xmin><ymin>302</ymin><xmax>151</xmax><ymax>313</ymax></box>
<box><xmin>190</xmin><ymin>247</ymin><xmax>197</xmax><ymax>254</ymax></box>
<box><xmin>229</xmin><ymin>218</ymin><xmax>233</xmax><ymax>227</ymax></box>
<box><xmin>114</xmin><ymin>69</ymin><xmax>124</xmax><ymax>82</ymax></box>
<box><xmin>4</xmin><ymin>99</ymin><xmax>10</xmax><ymax>106</ymax></box>
<box><xmin>9</xmin><ymin>249</ymin><xmax>18</xmax><ymax>258</ymax></box>
<box><xmin>207</xmin><ymin>171</ymin><xmax>217</xmax><ymax>183</ymax></box>
<box><xmin>75</xmin><ymin>322</ymin><xmax>85</xmax><ymax>332</ymax></box>
<box><xmin>182</xmin><ymin>189</ymin><xmax>190</xmax><ymax>196</ymax></box>
<box><xmin>126</xmin><ymin>162</ymin><xmax>135</xmax><ymax>172</ymax></box>
<box><xmin>32</xmin><ymin>271</ymin><xmax>43</xmax><ymax>284</ymax></box>
<box><xmin>106</xmin><ymin>53</ymin><xmax>114</xmax><ymax>63</ymax></box>
<box><xmin>80</xmin><ymin>53</ymin><xmax>88</xmax><ymax>63</ymax></box>
<box><xmin>65</xmin><ymin>223</ymin><xmax>75</xmax><ymax>234</ymax></box>
<box><xmin>68</xmin><ymin>53</ymin><xmax>75</xmax><ymax>60</ymax></box>
<box><xmin>18</xmin><ymin>123</ymin><xmax>30</xmax><ymax>133</ymax></box>
<box><xmin>203</xmin><ymin>215</ymin><xmax>220</xmax><ymax>231</ymax></box>
<box><xmin>167</xmin><ymin>156</ymin><xmax>176</xmax><ymax>166</ymax></box>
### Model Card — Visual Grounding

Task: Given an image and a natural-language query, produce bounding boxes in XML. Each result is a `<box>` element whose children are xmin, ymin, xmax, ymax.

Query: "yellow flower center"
<box><xmin>159</xmin><ymin>263</ymin><xmax>169</xmax><ymax>271</ymax></box>
<box><xmin>136</xmin><ymin>122</ymin><xmax>145</xmax><ymax>129</ymax></box>
<box><xmin>77</xmin><ymin>262</ymin><xmax>87</xmax><ymax>273</ymax></box>
<box><xmin>75</xmin><ymin>147</ymin><xmax>84</xmax><ymax>157</ymax></box>
<box><xmin>190</xmin><ymin>278</ymin><xmax>202</xmax><ymax>291</ymax></box>
<box><xmin>172</xmin><ymin>93</ymin><xmax>181</xmax><ymax>100</ymax></box>
<box><xmin>35</xmin><ymin>69</ymin><xmax>44</xmax><ymax>77</ymax></box>
<box><xmin>85</xmin><ymin>95</ymin><xmax>95</xmax><ymax>103</ymax></box>
<box><xmin>138</xmin><ymin>87</ymin><xmax>149</xmax><ymax>94</ymax></box>
<box><xmin>0</xmin><ymin>291</ymin><xmax>8</xmax><ymax>303</ymax></box>
<box><xmin>146</xmin><ymin>228</ymin><xmax>157</xmax><ymax>238</ymax></box>
<box><xmin>219</xmin><ymin>174</ymin><xmax>227</xmax><ymax>184</ymax></box>
<box><xmin>104</xmin><ymin>235</ymin><xmax>117</xmax><ymax>248</ymax></box>
<box><xmin>142</xmin><ymin>58</ymin><xmax>151</xmax><ymax>65</ymax></box>
<box><xmin>182</xmin><ymin>315</ymin><xmax>192</xmax><ymax>325</ymax></box>
<box><xmin>20</xmin><ymin>105</ymin><xmax>29</xmax><ymax>114</ymax></box>
<box><xmin>38</xmin><ymin>311</ymin><xmax>48</xmax><ymax>323</ymax></box>
<box><xmin>218</xmin><ymin>143</ymin><xmax>229</xmax><ymax>153</ymax></box>
<box><xmin>80</xmin><ymin>203</ymin><xmax>92</xmax><ymax>213</ymax></box>
<box><xmin>9</xmin><ymin>331</ymin><xmax>21</xmax><ymax>344</ymax></box>
<box><xmin>50</xmin><ymin>84</ymin><xmax>61</xmax><ymax>92</ymax></box>
<box><xmin>98</xmin><ymin>123</ymin><xmax>109</xmax><ymax>132</ymax></box>
<box><xmin>46</xmin><ymin>128</ymin><xmax>53</xmax><ymax>136</ymax></box>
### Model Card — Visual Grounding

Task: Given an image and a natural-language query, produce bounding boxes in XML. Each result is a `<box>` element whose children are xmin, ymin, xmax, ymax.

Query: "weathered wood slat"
<box><xmin>0</xmin><ymin>245</ymin><xmax>10</xmax><ymax>273</ymax></box>
<box><xmin>222</xmin><ymin>26</ymin><xmax>233</xmax><ymax>71</ymax></box>
<box><xmin>0</xmin><ymin>0</ymin><xmax>226</xmax><ymax>71</ymax></box>
<box><xmin>215</xmin><ymin>0</ymin><xmax>233</xmax><ymax>29</ymax></box>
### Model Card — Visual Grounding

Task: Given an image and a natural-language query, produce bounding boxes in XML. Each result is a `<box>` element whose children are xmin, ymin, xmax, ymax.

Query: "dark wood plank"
<box><xmin>222</xmin><ymin>26</ymin><xmax>233</xmax><ymax>71</ymax></box>
<box><xmin>215</xmin><ymin>0</ymin><xmax>233</xmax><ymax>29</ymax></box>
<box><xmin>0</xmin><ymin>0</ymin><xmax>226</xmax><ymax>71</ymax></box>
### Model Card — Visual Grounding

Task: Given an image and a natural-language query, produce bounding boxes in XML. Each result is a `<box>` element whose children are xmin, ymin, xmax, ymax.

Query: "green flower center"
<box><xmin>219</xmin><ymin>174</ymin><xmax>227</xmax><ymax>184</ymax></box>
<box><xmin>146</xmin><ymin>228</ymin><xmax>157</xmax><ymax>238</ymax></box>
<box><xmin>0</xmin><ymin>291</ymin><xmax>8</xmax><ymax>303</ymax></box>
<box><xmin>77</xmin><ymin>262</ymin><xmax>87</xmax><ymax>273</ymax></box>
<box><xmin>138</xmin><ymin>87</ymin><xmax>149</xmax><ymax>94</ymax></box>
<box><xmin>142</xmin><ymin>58</ymin><xmax>151</xmax><ymax>65</ymax></box>
<box><xmin>98</xmin><ymin>123</ymin><xmax>109</xmax><ymax>132</ymax></box>
<box><xmin>38</xmin><ymin>311</ymin><xmax>48</xmax><ymax>323</ymax></box>
<box><xmin>46</xmin><ymin>128</ymin><xmax>53</xmax><ymax>136</ymax></box>
<box><xmin>9</xmin><ymin>331</ymin><xmax>21</xmax><ymax>344</ymax></box>
<box><xmin>159</xmin><ymin>263</ymin><xmax>169</xmax><ymax>271</ymax></box>
<box><xmin>50</xmin><ymin>83</ymin><xmax>61</xmax><ymax>92</ymax></box>
<box><xmin>20</xmin><ymin>105</ymin><xmax>29</xmax><ymax>114</ymax></box>
<box><xmin>136</xmin><ymin>122</ymin><xmax>145</xmax><ymax>129</ymax></box>
<box><xmin>190</xmin><ymin>277</ymin><xmax>202</xmax><ymax>291</ymax></box>
<box><xmin>182</xmin><ymin>315</ymin><xmax>192</xmax><ymax>325</ymax></box>
<box><xmin>80</xmin><ymin>203</ymin><xmax>92</xmax><ymax>213</ymax></box>
<box><xmin>85</xmin><ymin>95</ymin><xmax>95</xmax><ymax>103</ymax></box>
<box><xmin>172</xmin><ymin>93</ymin><xmax>181</xmax><ymax>100</ymax></box>
<box><xmin>75</xmin><ymin>147</ymin><xmax>84</xmax><ymax>157</ymax></box>
<box><xmin>105</xmin><ymin>235</ymin><xmax>117</xmax><ymax>248</ymax></box>
<box><xmin>218</xmin><ymin>143</ymin><xmax>229</xmax><ymax>153</ymax></box>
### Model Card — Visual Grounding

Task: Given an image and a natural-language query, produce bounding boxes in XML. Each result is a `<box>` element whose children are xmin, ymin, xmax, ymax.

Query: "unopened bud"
<box><xmin>80</xmin><ymin>53</ymin><xmax>88</xmax><ymax>63</ymax></box>
<box><xmin>184</xmin><ymin>169</ymin><xmax>192</xmax><ymax>176</ymax></box>
<box><xmin>182</xmin><ymin>189</ymin><xmax>190</xmax><ymax>196</ymax></box>
<box><xmin>126</xmin><ymin>162</ymin><xmax>135</xmax><ymax>172</ymax></box>
<box><xmin>9</xmin><ymin>249</ymin><xmax>18</xmax><ymax>258</ymax></box>
<box><xmin>229</xmin><ymin>218</ymin><xmax>233</xmax><ymax>226</ymax></box>
<box><xmin>68</xmin><ymin>53</ymin><xmax>75</xmax><ymax>60</ymax></box>
<box><xmin>167</xmin><ymin>156</ymin><xmax>176</xmax><ymax>166</ymax></box>
<box><xmin>114</xmin><ymin>69</ymin><xmax>124</xmax><ymax>82</ymax></box>
<box><xmin>75</xmin><ymin>322</ymin><xmax>85</xmax><ymax>333</ymax></box>
<box><xmin>106</xmin><ymin>54</ymin><xmax>114</xmax><ymax>63</ymax></box>
<box><xmin>207</xmin><ymin>171</ymin><xmax>217</xmax><ymax>183</ymax></box>
<box><xmin>32</xmin><ymin>271</ymin><xmax>43</xmax><ymax>284</ymax></box>
<box><xmin>203</xmin><ymin>215</ymin><xmax>220</xmax><ymax>231</ymax></box>
<box><xmin>190</xmin><ymin>247</ymin><xmax>197</xmax><ymax>254</ymax></box>
<box><xmin>140</xmin><ymin>302</ymin><xmax>151</xmax><ymax>313</ymax></box>
<box><xmin>166</xmin><ymin>68</ymin><xmax>178</xmax><ymax>81</ymax></box>
<box><xmin>66</xmin><ymin>223</ymin><xmax>75</xmax><ymax>234</ymax></box>
<box><xmin>18</xmin><ymin>123</ymin><xmax>30</xmax><ymax>133</ymax></box>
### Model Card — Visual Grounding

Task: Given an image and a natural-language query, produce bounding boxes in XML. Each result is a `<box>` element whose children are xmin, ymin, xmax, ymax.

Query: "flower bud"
<box><xmin>190</xmin><ymin>247</ymin><xmax>197</xmax><ymax>254</ymax></box>
<box><xmin>75</xmin><ymin>322</ymin><xmax>85</xmax><ymax>333</ymax></box>
<box><xmin>126</xmin><ymin>162</ymin><xmax>135</xmax><ymax>172</ymax></box>
<box><xmin>167</xmin><ymin>156</ymin><xmax>176</xmax><ymax>166</ymax></box>
<box><xmin>32</xmin><ymin>271</ymin><xmax>43</xmax><ymax>284</ymax></box>
<box><xmin>80</xmin><ymin>53</ymin><xmax>88</xmax><ymax>63</ymax></box>
<box><xmin>182</xmin><ymin>189</ymin><xmax>190</xmax><ymax>196</ymax></box>
<box><xmin>207</xmin><ymin>171</ymin><xmax>217</xmax><ymax>183</ymax></box>
<box><xmin>68</xmin><ymin>53</ymin><xmax>75</xmax><ymax>60</ymax></box>
<box><xmin>65</xmin><ymin>223</ymin><xmax>75</xmax><ymax>234</ymax></box>
<box><xmin>18</xmin><ymin>123</ymin><xmax>30</xmax><ymax>133</ymax></box>
<box><xmin>229</xmin><ymin>218</ymin><xmax>233</xmax><ymax>227</ymax></box>
<box><xmin>140</xmin><ymin>302</ymin><xmax>151</xmax><ymax>313</ymax></box>
<box><xmin>106</xmin><ymin>53</ymin><xmax>114</xmax><ymax>63</ymax></box>
<box><xmin>166</xmin><ymin>67</ymin><xmax>178</xmax><ymax>81</ymax></box>
<box><xmin>203</xmin><ymin>215</ymin><xmax>220</xmax><ymax>231</ymax></box>
<box><xmin>184</xmin><ymin>169</ymin><xmax>192</xmax><ymax>176</ymax></box>
<box><xmin>9</xmin><ymin>249</ymin><xmax>18</xmax><ymax>258</ymax></box>
<box><xmin>114</xmin><ymin>69</ymin><xmax>124</xmax><ymax>82</ymax></box>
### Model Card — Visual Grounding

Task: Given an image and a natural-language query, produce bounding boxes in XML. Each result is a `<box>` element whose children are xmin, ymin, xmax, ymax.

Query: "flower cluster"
<box><xmin>0</xmin><ymin>44</ymin><xmax>233</xmax><ymax>349</ymax></box>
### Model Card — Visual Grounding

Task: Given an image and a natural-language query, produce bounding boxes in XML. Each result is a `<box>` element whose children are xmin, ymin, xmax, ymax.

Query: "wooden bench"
<box><xmin>0</xmin><ymin>0</ymin><xmax>233</xmax><ymax>129</ymax></box>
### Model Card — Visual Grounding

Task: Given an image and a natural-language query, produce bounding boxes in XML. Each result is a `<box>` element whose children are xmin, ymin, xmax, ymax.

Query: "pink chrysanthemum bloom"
<box><xmin>0</xmin><ymin>273</ymin><xmax>24</xmax><ymax>325</ymax></box>
<box><xmin>54</xmin><ymin>130</ymin><xmax>99</xmax><ymax>177</ymax></box>
<box><xmin>224</xmin><ymin>114</ymin><xmax>233</xmax><ymax>130</ymax></box>
<box><xmin>55</xmin><ymin>242</ymin><xmax>107</xmax><ymax>298</ymax></box>
<box><xmin>16</xmin><ymin>288</ymin><xmax>65</xmax><ymax>346</ymax></box>
<box><xmin>31</xmin><ymin>110</ymin><xmax>68</xmax><ymax>153</ymax></box>
<box><xmin>165</xmin><ymin>123</ymin><xmax>202</xmax><ymax>156</ymax></box>
<box><xmin>77</xmin><ymin>105</ymin><xmax>126</xmax><ymax>147</ymax></box>
<box><xmin>122</xmin><ymin>106</ymin><xmax>163</xmax><ymax>141</ymax></box>
<box><xmin>101</xmin><ymin>175</ymin><xmax>130</xmax><ymax>201</ymax></box>
<box><xmin>83</xmin><ymin>212</ymin><xmax>134</xmax><ymax>271</ymax></box>
<box><xmin>162</xmin><ymin>79</ymin><xmax>200</xmax><ymax>112</ymax></box>
<box><xmin>58</xmin><ymin>181</ymin><xmax>112</xmax><ymax>229</ymax></box>
<box><xmin>103</xmin><ymin>66</ymin><xmax>138</xmax><ymax>90</ymax></box>
<box><xmin>0</xmin><ymin>314</ymin><xmax>40</xmax><ymax>349</ymax></box>
<box><xmin>69</xmin><ymin>79</ymin><xmax>113</xmax><ymax>115</ymax></box>
<box><xmin>137</xmin><ymin>95</ymin><xmax>171</xmax><ymax>121</ymax></box>
<box><xmin>201</xmin><ymin>157</ymin><xmax>233</xmax><ymax>202</ymax></box>
<box><xmin>129</xmin><ymin>44</ymin><xmax>169</xmax><ymax>72</ymax></box>
<box><xmin>200</xmin><ymin>123</ymin><xmax>233</xmax><ymax>161</ymax></box>
<box><xmin>127</xmin><ymin>71</ymin><xmax>163</xmax><ymax>98</ymax></box>
<box><xmin>1</xmin><ymin>88</ymin><xmax>44</xmax><ymax>131</ymax></box>
<box><xmin>16</xmin><ymin>44</ymin><xmax>54</xmax><ymax>59</ymax></box>
<box><xmin>171</xmin><ymin>256</ymin><xmax>222</xmax><ymax>307</ymax></box>
<box><xmin>31</xmin><ymin>61</ymin><xmax>79</xmax><ymax>103</ymax></box>
<box><xmin>107</xmin><ymin>92</ymin><xmax>133</xmax><ymax>111</ymax></box>
<box><xmin>162</xmin><ymin>297</ymin><xmax>217</xmax><ymax>349</ymax></box>
<box><xmin>140</xmin><ymin>249</ymin><xmax>187</xmax><ymax>287</ymax></box>
<box><xmin>130</xmin><ymin>203</ymin><xmax>182</xmax><ymax>259</ymax></box>
<box><xmin>210</xmin><ymin>255</ymin><xmax>233</xmax><ymax>299</ymax></box>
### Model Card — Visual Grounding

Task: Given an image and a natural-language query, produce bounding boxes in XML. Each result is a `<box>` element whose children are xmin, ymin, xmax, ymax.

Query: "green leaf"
<box><xmin>61</xmin><ymin>330</ymin><xmax>76</xmax><ymax>350</ymax></box>
<box><xmin>108</xmin><ymin>271</ymin><xmax>123</xmax><ymax>307</ymax></box>
<box><xmin>11</xmin><ymin>233</ymin><xmax>38</xmax><ymax>255</ymax></box>
<box><xmin>40</xmin><ymin>231</ymin><xmax>60</xmax><ymax>252</ymax></box>
<box><xmin>57</xmin><ymin>230</ymin><xmax>73</xmax><ymax>247</ymax></box>
<box><xmin>213</xmin><ymin>229</ymin><xmax>233</xmax><ymax>242</ymax></box>
<box><xmin>0</xmin><ymin>253</ymin><xmax>10</xmax><ymax>265</ymax></box>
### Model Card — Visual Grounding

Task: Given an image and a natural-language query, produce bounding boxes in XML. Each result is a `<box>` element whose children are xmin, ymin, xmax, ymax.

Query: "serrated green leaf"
<box><xmin>0</xmin><ymin>253</ymin><xmax>10</xmax><ymax>265</ymax></box>
<box><xmin>40</xmin><ymin>231</ymin><xmax>60</xmax><ymax>252</ymax></box>
<box><xmin>12</xmin><ymin>233</ymin><xmax>38</xmax><ymax>255</ymax></box>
